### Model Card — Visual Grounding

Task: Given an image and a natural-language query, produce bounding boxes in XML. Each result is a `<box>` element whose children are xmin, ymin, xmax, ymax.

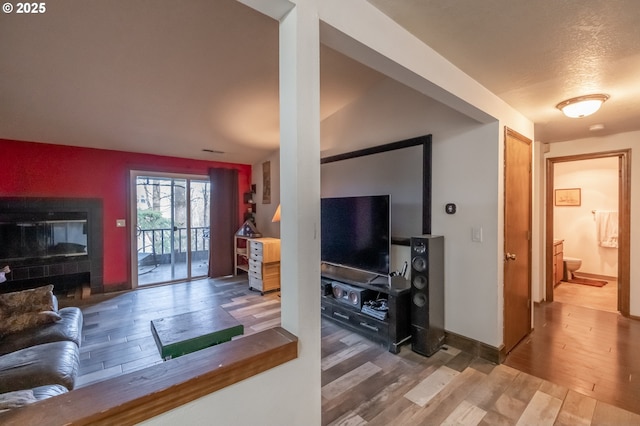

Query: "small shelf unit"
<box><xmin>234</xmin><ymin>236</ymin><xmax>281</xmax><ymax>294</ymax></box>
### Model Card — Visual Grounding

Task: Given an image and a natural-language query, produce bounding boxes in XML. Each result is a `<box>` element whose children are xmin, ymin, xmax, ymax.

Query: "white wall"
<box><xmin>554</xmin><ymin>157</ymin><xmax>618</xmax><ymax>277</ymax></box>
<box><xmin>431</xmin><ymin>122</ymin><xmax>502</xmax><ymax>345</ymax></box>
<box><xmin>544</xmin><ymin>130</ymin><xmax>639</xmax><ymax>315</ymax></box>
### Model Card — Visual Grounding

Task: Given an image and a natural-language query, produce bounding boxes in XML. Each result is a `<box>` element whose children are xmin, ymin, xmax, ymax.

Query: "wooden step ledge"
<box><xmin>0</xmin><ymin>327</ymin><xmax>298</xmax><ymax>426</ymax></box>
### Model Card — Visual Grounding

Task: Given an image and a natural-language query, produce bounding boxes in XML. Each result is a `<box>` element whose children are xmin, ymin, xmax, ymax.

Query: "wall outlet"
<box><xmin>116</xmin><ymin>219</ymin><xmax>126</xmax><ymax>227</ymax></box>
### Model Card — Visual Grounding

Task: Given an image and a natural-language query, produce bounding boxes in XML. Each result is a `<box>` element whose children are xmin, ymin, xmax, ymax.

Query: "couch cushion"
<box><xmin>0</xmin><ymin>285</ymin><xmax>62</xmax><ymax>337</ymax></box>
<box><xmin>0</xmin><ymin>310</ymin><xmax>62</xmax><ymax>337</ymax></box>
<box><xmin>0</xmin><ymin>389</ymin><xmax>37</xmax><ymax>413</ymax></box>
<box><xmin>0</xmin><ymin>307</ymin><xmax>83</xmax><ymax>356</ymax></box>
<box><xmin>0</xmin><ymin>341</ymin><xmax>79</xmax><ymax>394</ymax></box>
<box><xmin>0</xmin><ymin>285</ymin><xmax>55</xmax><ymax>315</ymax></box>
<box><xmin>0</xmin><ymin>385</ymin><xmax>68</xmax><ymax>414</ymax></box>
<box><xmin>32</xmin><ymin>384</ymin><xmax>68</xmax><ymax>400</ymax></box>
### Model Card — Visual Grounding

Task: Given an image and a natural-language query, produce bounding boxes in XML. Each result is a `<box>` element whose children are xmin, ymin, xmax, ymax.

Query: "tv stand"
<box><xmin>320</xmin><ymin>263</ymin><xmax>411</xmax><ymax>353</ymax></box>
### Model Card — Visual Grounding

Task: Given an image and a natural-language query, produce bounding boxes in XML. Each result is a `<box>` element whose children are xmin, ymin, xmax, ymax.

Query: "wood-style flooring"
<box><xmin>64</xmin><ymin>276</ymin><xmax>281</xmax><ymax>387</ymax></box>
<box><xmin>553</xmin><ymin>276</ymin><xmax>618</xmax><ymax>313</ymax></box>
<box><xmin>504</xmin><ymin>300</ymin><xmax>640</xmax><ymax>420</ymax></box>
<box><xmin>63</xmin><ymin>277</ymin><xmax>640</xmax><ymax>425</ymax></box>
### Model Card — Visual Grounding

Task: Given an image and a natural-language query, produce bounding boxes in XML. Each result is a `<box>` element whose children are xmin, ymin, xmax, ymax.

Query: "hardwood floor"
<box><xmin>504</xmin><ymin>301</ymin><xmax>640</xmax><ymax>418</ymax></box>
<box><xmin>64</xmin><ymin>276</ymin><xmax>281</xmax><ymax>387</ymax></box>
<box><xmin>553</xmin><ymin>276</ymin><xmax>618</xmax><ymax>313</ymax></box>
<box><xmin>64</xmin><ymin>277</ymin><xmax>640</xmax><ymax>425</ymax></box>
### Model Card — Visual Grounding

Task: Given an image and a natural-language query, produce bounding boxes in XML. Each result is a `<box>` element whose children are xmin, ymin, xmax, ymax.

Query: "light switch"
<box><xmin>116</xmin><ymin>219</ymin><xmax>126</xmax><ymax>227</ymax></box>
<box><xmin>472</xmin><ymin>226</ymin><xmax>483</xmax><ymax>242</ymax></box>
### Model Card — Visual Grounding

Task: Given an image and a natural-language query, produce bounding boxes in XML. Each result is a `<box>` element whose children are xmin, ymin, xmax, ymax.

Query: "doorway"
<box><xmin>131</xmin><ymin>171</ymin><xmax>211</xmax><ymax>287</ymax></box>
<box><xmin>546</xmin><ymin>150</ymin><xmax>631</xmax><ymax>316</ymax></box>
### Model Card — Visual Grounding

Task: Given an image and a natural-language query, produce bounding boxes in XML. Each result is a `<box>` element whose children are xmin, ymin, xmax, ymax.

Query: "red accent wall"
<box><xmin>0</xmin><ymin>139</ymin><xmax>251</xmax><ymax>291</ymax></box>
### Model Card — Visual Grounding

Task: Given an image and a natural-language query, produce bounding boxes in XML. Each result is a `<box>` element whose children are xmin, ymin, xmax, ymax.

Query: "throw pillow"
<box><xmin>0</xmin><ymin>285</ymin><xmax>55</xmax><ymax>317</ymax></box>
<box><xmin>0</xmin><ymin>310</ymin><xmax>62</xmax><ymax>336</ymax></box>
<box><xmin>0</xmin><ymin>389</ymin><xmax>38</xmax><ymax>413</ymax></box>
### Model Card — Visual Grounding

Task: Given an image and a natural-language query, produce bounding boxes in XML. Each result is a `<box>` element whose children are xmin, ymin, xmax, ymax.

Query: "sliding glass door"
<box><xmin>189</xmin><ymin>179</ymin><xmax>211</xmax><ymax>278</ymax></box>
<box><xmin>132</xmin><ymin>172</ymin><xmax>210</xmax><ymax>287</ymax></box>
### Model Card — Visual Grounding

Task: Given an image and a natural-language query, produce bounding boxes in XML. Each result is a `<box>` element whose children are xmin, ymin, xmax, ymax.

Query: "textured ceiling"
<box><xmin>1</xmin><ymin>1</ymin><xmax>639</xmax><ymax>165</ymax></box>
<box><xmin>367</xmin><ymin>0</ymin><xmax>640</xmax><ymax>142</ymax></box>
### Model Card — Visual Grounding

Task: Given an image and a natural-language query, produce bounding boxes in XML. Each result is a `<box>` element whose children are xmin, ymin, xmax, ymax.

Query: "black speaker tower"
<box><xmin>410</xmin><ymin>235</ymin><xmax>445</xmax><ymax>356</ymax></box>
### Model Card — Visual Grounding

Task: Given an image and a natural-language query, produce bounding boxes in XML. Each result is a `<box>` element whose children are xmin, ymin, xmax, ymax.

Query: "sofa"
<box><xmin>0</xmin><ymin>285</ymin><xmax>83</xmax><ymax>412</ymax></box>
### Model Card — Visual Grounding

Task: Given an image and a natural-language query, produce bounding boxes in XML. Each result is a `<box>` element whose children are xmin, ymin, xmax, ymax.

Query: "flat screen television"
<box><xmin>321</xmin><ymin>195</ymin><xmax>390</xmax><ymax>276</ymax></box>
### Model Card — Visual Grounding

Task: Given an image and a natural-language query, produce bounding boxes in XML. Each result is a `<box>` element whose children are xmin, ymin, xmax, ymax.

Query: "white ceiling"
<box><xmin>1</xmin><ymin>1</ymin><xmax>639</xmax><ymax>164</ymax></box>
<box><xmin>368</xmin><ymin>0</ymin><xmax>640</xmax><ymax>143</ymax></box>
<box><xmin>0</xmin><ymin>0</ymin><xmax>384</xmax><ymax>164</ymax></box>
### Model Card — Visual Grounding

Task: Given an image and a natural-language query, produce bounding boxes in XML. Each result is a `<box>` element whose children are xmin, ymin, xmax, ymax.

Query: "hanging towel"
<box><xmin>595</xmin><ymin>210</ymin><xmax>618</xmax><ymax>248</ymax></box>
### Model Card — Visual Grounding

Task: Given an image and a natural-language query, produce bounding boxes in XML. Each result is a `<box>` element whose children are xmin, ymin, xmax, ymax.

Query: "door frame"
<box><xmin>545</xmin><ymin>150</ymin><xmax>631</xmax><ymax>316</ymax></box>
<box><xmin>503</xmin><ymin>127</ymin><xmax>533</xmax><ymax>353</ymax></box>
<box><xmin>129</xmin><ymin>170</ymin><xmax>210</xmax><ymax>289</ymax></box>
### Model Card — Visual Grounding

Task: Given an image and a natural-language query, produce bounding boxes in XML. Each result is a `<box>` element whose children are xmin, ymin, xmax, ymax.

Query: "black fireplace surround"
<box><xmin>0</xmin><ymin>197</ymin><xmax>103</xmax><ymax>294</ymax></box>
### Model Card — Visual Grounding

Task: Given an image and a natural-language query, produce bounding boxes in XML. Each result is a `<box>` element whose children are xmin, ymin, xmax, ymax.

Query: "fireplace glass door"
<box><xmin>134</xmin><ymin>174</ymin><xmax>210</xmax><ymax>286</ymax></box>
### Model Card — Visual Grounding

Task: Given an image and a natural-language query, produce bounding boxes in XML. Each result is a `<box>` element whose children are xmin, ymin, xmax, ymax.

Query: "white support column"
<box><xmin>279</xmin><ymin>1</ymin><xmax>322</xmax><ymax>423</ymax></box>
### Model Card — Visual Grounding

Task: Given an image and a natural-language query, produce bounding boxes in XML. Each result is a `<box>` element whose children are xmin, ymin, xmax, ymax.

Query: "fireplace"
<box><xmin>0</xmin><ymin>197</ymin><xmax>103</xmax><ymax>295</ymax></box>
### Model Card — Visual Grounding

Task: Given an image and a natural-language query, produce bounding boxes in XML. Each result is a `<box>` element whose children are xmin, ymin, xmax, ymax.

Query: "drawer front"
<box><xmin>250</xmin><ymin>252</ymin><xmax>263</xmax><ymax>262</ymax></box>
<box><xmin>249</xmin><ymin>276</ymin><xmax>263</xmax><ymax>291</ymax></box>
<box><xmin>354</xmin><ymin>311</ymin><xmax>389</xmax><ymax>339</ymax></box>
<box><xmin>249</xmin><ymin>275</ymin><xmax>280</xmax><ymax>292</ymax></box>
<box><xmin>331</xmin><ymin>304</ymin><xmax>389</xmax><ymax>340</ymax></box>
<box><xmin>250</xmin><ymin>242</ymin><xmax>263</xmax><ymax>261</ymax></box>
<box><xmin>330</xmin><ymin>305</ymin><xmax>355</xmax><ymax>324</ymax></box>
<box><xmin>320</xmin><ymin>299</ymin><xmax>332</xmax><ymax>316</ymax></box>
<box><xmin>249</xmin><ymin>259</ymin><xmax>262</xmax><ymax>276</ymax></box>
<box><xmin>262</xmin><ymin>262</ymin><xmax>280</xmax><ymax>278</ymax></box>
<box><xmin>554</xmin><ymin>242</ymin><xmax>563</xmax><ymax>255</ymax></box>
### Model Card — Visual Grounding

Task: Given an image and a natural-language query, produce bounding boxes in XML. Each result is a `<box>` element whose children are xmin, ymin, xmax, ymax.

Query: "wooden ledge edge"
<box><xmin>0</xmin><ymin>327</ymin><xmax>298</xmax><ymax>426</ymax></box>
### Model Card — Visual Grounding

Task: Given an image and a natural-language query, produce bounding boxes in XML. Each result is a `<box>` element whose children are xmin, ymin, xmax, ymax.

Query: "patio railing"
<box><xmin>137</xmin><ymin>226</ymin><xmax>209</xmax><ymax>265</ymax></box>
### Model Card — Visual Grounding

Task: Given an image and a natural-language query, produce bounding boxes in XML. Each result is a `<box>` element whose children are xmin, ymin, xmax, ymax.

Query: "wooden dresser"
<box><xmin>235</xmin><ymin>236</ymin><xmax>281</xmax><ymax>294</ymax></box>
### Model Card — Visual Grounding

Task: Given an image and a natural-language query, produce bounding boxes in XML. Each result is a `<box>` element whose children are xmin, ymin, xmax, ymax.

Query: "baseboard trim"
<box><xmin>109</xmin><ymin>282</ymin><xmax>131</xmax><ymax>292</ymax></box>
<box><xmin>444</xmin><ymin>331</ymin><xmax>504</xmax><ymax>364</ymax></box>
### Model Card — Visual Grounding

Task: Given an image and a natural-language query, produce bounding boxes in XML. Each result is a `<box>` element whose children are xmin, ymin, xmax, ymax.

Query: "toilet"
<box><xmin>563</xmin><ymin>257</ymin><xmax>582</xmax><ymax>280</ymax></box>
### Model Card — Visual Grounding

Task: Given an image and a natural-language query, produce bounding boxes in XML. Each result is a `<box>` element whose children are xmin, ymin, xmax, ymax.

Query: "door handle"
<box><xmin>505</xmin><ymin>253</ymin><xmax>517</xmax><ymax>261</ymax></box>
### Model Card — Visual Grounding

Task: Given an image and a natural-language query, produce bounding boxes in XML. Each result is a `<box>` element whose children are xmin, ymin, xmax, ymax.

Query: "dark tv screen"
<box><xmin>321</xmin><ymin>195</ymin><xmax>390</xmax><ymax>276</ymax></box>
<box><xmin>0</xmin><ymin>212</ymin><xmax>88</xmax><ymax>262</ymax></box>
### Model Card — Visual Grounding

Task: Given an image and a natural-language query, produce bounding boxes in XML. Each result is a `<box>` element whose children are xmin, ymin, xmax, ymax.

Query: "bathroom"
<box><xmin>552</xmin><ymin>156</ymin><xmax>619</xmax><ymax>312</ymax></box>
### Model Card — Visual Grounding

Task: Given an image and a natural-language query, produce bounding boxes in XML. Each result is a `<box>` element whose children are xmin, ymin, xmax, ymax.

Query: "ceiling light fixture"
<box><xmin>556</xmin><ymin>94</ymin><xmax>609</xmax><ymax>118</ymax></box>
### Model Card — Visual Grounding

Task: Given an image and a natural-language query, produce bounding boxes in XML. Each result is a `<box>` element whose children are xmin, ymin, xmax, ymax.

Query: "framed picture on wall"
<box><xmin>555</xmin><ymin>188</ymin><xmax>581</xmax><ymax>206</ymax></box>
<box><xmin>262</xmin><ymin>161</ymin><xmax>271</xmax><ymax>204</ymax></box>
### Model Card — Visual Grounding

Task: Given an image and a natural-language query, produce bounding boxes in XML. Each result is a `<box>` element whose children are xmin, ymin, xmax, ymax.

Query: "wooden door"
<box><xmin>503</xmin><ymin>128</ymin><xmax>532</xmax><ymax>353</ymax></box>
